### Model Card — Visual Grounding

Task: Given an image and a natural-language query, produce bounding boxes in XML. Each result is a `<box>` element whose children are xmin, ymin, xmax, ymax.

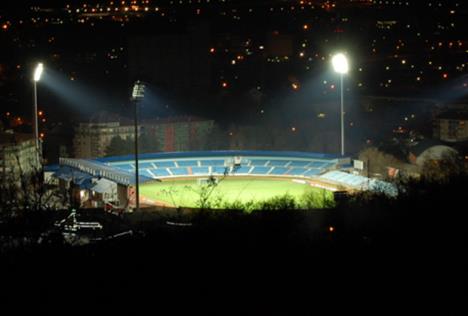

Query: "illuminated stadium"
<box><xmin>55</xmin><ymin>150</ymin><xmax>395</xmax><ymax>210</ymax></box>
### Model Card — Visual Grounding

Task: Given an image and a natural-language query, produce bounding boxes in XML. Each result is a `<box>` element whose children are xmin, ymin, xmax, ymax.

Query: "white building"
<box><xmin>73</xmin><ymin>112</ymin><xmax>137</xmax><ymax>159</ymax></box>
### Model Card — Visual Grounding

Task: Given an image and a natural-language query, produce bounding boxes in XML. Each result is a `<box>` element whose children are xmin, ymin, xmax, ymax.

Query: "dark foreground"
<box><xmin>1</xmin><ymin>181</ymin><xmax>467</xmax><ymax>314</ymax></box>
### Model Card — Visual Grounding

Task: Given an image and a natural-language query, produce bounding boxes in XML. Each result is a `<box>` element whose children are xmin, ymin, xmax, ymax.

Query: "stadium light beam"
<box><xmin>332</xmin><ymin>53</ymin><xmax>349</xmax><ymax>156</ymax></box>
<box><xmin>131</xmin><ymin>80</ymin><xmax>146</xmax><ymax>212</ymax></box>
<box><xmin>33</xmin><ymin>62</ymin><xmax>44</xmax><ymax>164</ymax></box>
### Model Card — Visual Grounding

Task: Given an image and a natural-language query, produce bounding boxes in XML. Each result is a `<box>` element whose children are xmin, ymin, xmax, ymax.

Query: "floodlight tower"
<box><xmin>331</xmin><ymin>53</ymin><xmax>349</xmax><ymax>156</ymax></box>
<box><xmin>131</xmin><ymin>80</ymin><xmax>145</xmax><ymax>212</ymax></box>
<box><xmin>33</xmin><ymin>63</ymin><xmax>44</xmax><ymax>163</ymax></box>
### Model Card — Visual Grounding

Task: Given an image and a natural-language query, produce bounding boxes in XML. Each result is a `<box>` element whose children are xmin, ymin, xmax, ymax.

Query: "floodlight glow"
<box><xmin>332</xmin><ymin>53</ymin><xmax>349</xmax><ymax>74</ymax></box>
<box><xmin>34</xmin><ymin>63</ymin><xmax>44</xmax><ymax>82</ymax></box>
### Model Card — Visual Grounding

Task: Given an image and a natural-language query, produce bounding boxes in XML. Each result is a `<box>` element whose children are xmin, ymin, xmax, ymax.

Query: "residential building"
<box><xmin>73</xmin><ymin>114</ymin><xmax>214</xmax><ymax>158</ymax></box>
<box><xmin>433</xmin><ymin>110</ymin><xmax>468</xmax><ymax>143</ymax></box>
<box><xmin>1</xmin><ymin>131</ymin><xmax>40</xmax><ymax>184</ymax></box>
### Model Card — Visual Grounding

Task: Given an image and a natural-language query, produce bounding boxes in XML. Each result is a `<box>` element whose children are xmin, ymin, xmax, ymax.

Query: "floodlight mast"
<box><xmin>131</xmin><ymin>81</ymin><xmax>145</xmax><ymax>212</ymax></box>
<box><xmin>33</xmin><ymin>63</ymin><xmax>44</xmax><ymax>164</ymax></box>
<box><xmin>331</xmin><ymin>53</ymin><xmax>349</xmax><ymax>156</ymax></box>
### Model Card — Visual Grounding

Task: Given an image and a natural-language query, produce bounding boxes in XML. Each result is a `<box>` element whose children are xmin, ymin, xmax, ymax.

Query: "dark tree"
<box><xmin>105</xmin><ymin>136</ymin><xmax>133</xmax><ymax>157</ymax></box>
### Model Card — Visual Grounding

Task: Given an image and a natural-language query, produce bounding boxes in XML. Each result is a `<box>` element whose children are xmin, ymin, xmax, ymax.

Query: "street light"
<box><xmin>131</xmin><ymin>80</ymin><xmax>145</xmax><ymax>212</ymax></box>
<box><xmin>33</xmin><ymin>62</ymin><xmax>44</xmax><ymax>164</ymax></box>
<box><xmin>332</xmin><ymin>53</ymin><xmax>349</xmax><ymax>156</ymax></box>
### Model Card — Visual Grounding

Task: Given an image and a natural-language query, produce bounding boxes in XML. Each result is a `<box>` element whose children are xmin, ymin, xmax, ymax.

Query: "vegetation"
<box><xmin>105</xmin><ymin>132</ymin><xmax>160</xmax><ymax>157</ymax></box>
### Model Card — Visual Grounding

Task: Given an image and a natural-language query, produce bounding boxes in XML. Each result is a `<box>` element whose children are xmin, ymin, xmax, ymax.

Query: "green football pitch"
<box><xmin>140</xmin><ymin>177</ymin><xmax>334</xmax><ymax>209</ymax></box>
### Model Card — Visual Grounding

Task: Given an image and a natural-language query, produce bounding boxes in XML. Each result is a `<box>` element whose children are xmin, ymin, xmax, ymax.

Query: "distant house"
<box><xmin>433</xmin><ymin>110</ymin><xmax>468</xmax><ymax>143</ymax></box>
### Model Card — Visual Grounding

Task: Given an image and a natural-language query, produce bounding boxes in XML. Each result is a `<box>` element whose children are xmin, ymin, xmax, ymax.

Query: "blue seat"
<box><xmin>115</xmin><ymin>163</ymin><xmax>133</xmax><ymax>171</ymax></box>
<box><xmin>212</xmin><ymin>166</ymin><xmax>228</xmax><ymax>175</ymax></box>
<box><xmin>250</xmin><ymin>159</ymin><xmax>269</xmax><ymax>166</ymax></box>
<box><xmin>251</xmin><ymin>166</ymin><xmax>271</xmax><ymax>175</ymax></box>
<box><xmin>154</xmin><ymin>161</ymin><xmax>176</xmax><ymax>168</ymax></box>
<box><xmin>139</xmin><ymin>162</ymin><xmax>156</xmax><ymax>169</ymax></box>
<box><xmin>309</xmin><ymin>161</ymin><xmax>328</xmax><ymax>168</ymax></box>
<box><xmin>151</xmin><ymin>169</ymin><xmax>171</xmax><ymax>177</ymax></box>
<box><xmin>170</xmin><ymin>168</ymin><xmax>189</xmax><ymax>176</ymax></box>
<box><xmin>268</xmin><ymin>160</ymin><xmax>288</xmax><ymax>167</ymax></box>
<box><xmin>177</xmin><ymin>160</ymin><xmax>199</xmax><ymax>167</ymax></box>
<box><xmin>287</xmin><ymin>168</ymin><xmax>307</xmax><ymax>176</ymax></box>
<box><xmin>269</xmin><ymin>167</ymin><xmax>289</xmax><ymax>175</ymax></box>
<box><xmin>231</xmin><ymin>166</ymin><xmax>252</xmax><ymax>174</ymax></box>
<box><xmin>139</xmin><ymin>169</ymin><xmax>155</xmax><ymax>178</ymax></box>
<box><xmin>288</xmin><ymin>161</ymin><xmax>311</xmax><ymax>167</ymax></box>
<box><xmin>200</xmin><ymin>159</ymin><xmax>225</xmax><ymax>166</ymax></box>
<box><xmin>322</xmin><ymin>162</ymin><xmax>335</xmax><ymax>168</ymax></box>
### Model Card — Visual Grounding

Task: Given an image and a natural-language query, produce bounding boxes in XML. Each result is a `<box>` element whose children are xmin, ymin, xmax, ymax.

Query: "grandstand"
<box><xmin>94</xmin><ymin>151</ymin><xmax>343</xmax><ymax>180</ymax></box>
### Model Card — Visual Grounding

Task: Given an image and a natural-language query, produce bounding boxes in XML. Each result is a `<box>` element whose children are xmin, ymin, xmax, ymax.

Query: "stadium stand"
<box><xmin>176</xmin><ymin>160</ymin><xmax>199</xmax><ymax>167</ymax></box>
<box><xmin>58</xmin><ymin>151</ymin><xmax>345</xmax><ymax>185</ymax></box>
<box><xmin>154</xmin><ymin>161</ymin><xmax>176</xmax><ymax>168</ymax></box>
<box><xmin>268</xmin><ymin>160</ymin><xmax>289</xmax><ymax>167</ymax></box>
<box><xmin>103</xmin><ymin>154</ymin><xmax>342</xmax><ymax>180</ymax></box>
<box><xmin>250</xmin><ymin>159</ymin><xmax>270</xmax><ymax>166</ymax></box>
<box><xmin>287</xmin><ymin>168</ymin><xmax>308</xmax><ymax>176</ymax></box>
<box><xmin>269</xmin><ymin>167</ymin><xmax>289</xmax><ymax>175</ymax></box>
<box><xmin>288</xmin><ymin>161</ymin><xmax>312</xmax><ymax>167</ymax></box>
<box><xmin>200</xmin><ymin>159</ymin><xmax>226</xmax><ymax>166</ymax></box>
<box><xmin>231</xmin><ymin>166</ymin><xmax>252</xmax><ymax>174</ymax></box>
<box><xmin>251</xmin><ymin>166</ymin><xmax>272</xmax><ymax>175</ymax></box>
<box><xmin>319</xmin><ymin>170</ymin><xmax>368</xmax><ymax>187</ymax></box>
<box><xmin>169</xmin><ymin>168</ymin><xmax>189</xmax><ymax>176</ymax></box>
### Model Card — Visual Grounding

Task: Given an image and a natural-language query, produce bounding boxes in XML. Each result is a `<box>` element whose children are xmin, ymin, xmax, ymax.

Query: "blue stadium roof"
<box><xmin>319</xmin><ymin>171</ymin><xmax>398</xmax><ymax>197</ymax></box>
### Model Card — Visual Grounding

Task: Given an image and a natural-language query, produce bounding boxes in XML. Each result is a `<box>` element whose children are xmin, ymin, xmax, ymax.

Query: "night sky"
<box><xmin>1</xmin><ymin>0</ymin><xmax>467</xmax><ymax>153</ymax></box>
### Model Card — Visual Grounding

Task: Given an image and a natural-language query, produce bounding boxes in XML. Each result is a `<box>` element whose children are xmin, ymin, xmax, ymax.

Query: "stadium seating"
<box><xmin>139</xmin><ymin>162</ymin><xmax>156</xmax><ymax>169</ymax></box>
<box><xmin>250</xmin><ymin>166</ymin><xmax>272</xmax><ymax>175</ymax></box>
<box><xmin>114</xmin><ymin>163</ymin><xmax>134</xmax><ymax>172</ymax></box>
<box><xmin>268</xmin><ymin>160</ymin><xmax>289</xmax><ymax>167</ymax></box>
<box><xmin>319</xmin><ymin>171</ymin><xmax>368</xmax><ymax>187</ymax></box>
<box><xmin>200</xmin><ymin>159</ymin><xmax>226</xmax><ymax>166</ymax></box>
<box><xmin>231</xmin><ymin>166</ymin><xmax>252</xmax><ymax>174</ymax></box>
<box><xmin>308</xmin><ymin>161</ymin><xmax>329</xmax><ymax>168</ymax></box>
<box><xmin>287</xmin><ymin>161</ymin><xmax>311</xmax><ymax>167</ymax></box>
<box><xmin>169</xmin><ymin>168</ymin><xmax>189</xmax><ymax>176</ymax></box>
<box><xmin>176</xmin><ymin>160</ymin><xmax>199</xmax><ymax>167</ymax></box>
<box><xmin>192</xmin><ymin>166</ymin><xmax>210</xmax><ymax>175</ymax></box>
<box><xmin>139</xmin><ymin>169</ymin><xmax>155</xmax><ymax>178</ymax></box>
<box><xmin>269</xmin><ymin>167</ymin><xmax>289</xmax><ymax>175</ymax></box>
<box><xmin>103</xmin><ymin>153</ymin><xmax>340</xmax><ymax>180</ymax></box>
<box><xmin>212</xmin><ymin>166</ymin><xmax>229</xmax><ymax>175</ymax></box>
<box><xmin>250</xmin><ymin>159</ymin><xmax>270</xmax><ymax>166</ymax></box>
<box><xmin>287</xmin><ymin>168</ymin><xmax>308</xmax><ymax>176</ymax></box>
<box><xmin>150</xmin><ymin>169</ymin><xmax>171</xmax><ymax>177</ymax></box>
<box><xmin>154</xmin><ymin>161</ymin><xmax>176</xmax><ymax>168</ymax></box>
